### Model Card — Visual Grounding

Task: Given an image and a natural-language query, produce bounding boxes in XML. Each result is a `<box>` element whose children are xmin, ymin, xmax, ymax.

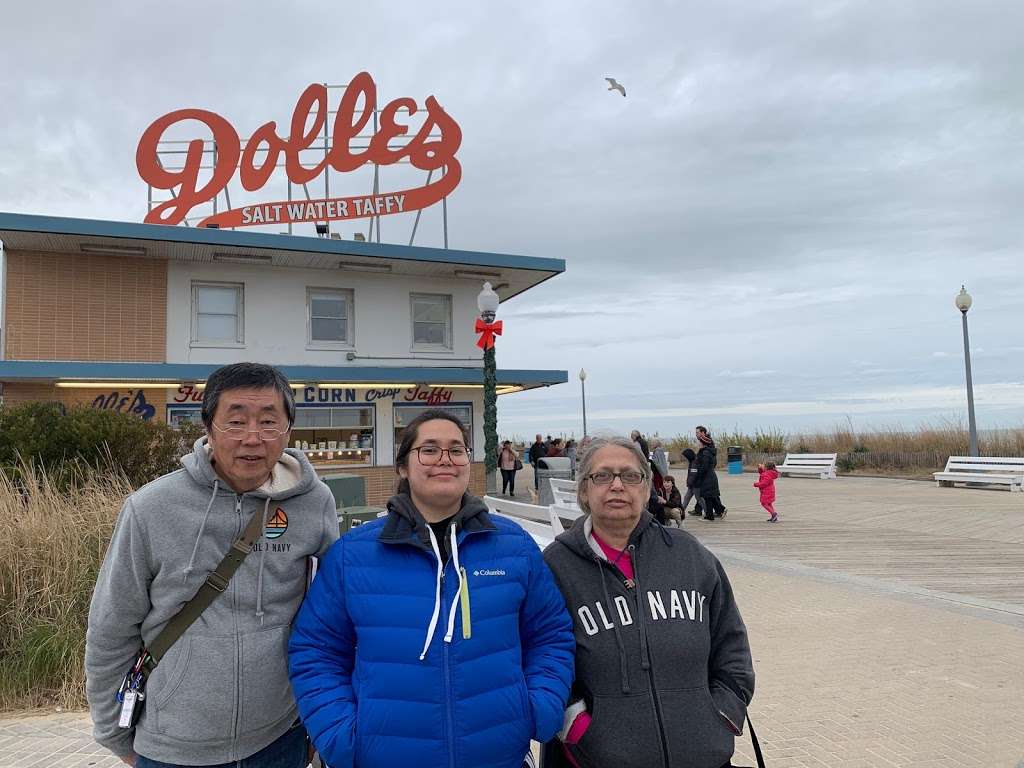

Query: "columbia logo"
<box><xmin>473</xmin><ymin>569</ymin><xmax>506</xmax><ymax>577</ymax></box>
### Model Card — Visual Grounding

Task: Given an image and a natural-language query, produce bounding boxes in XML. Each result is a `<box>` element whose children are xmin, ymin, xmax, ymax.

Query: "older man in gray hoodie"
<box><xmin>85</xmin><ymin>363</ymin><xmax>338</xmax><ymax>768</ymax></box>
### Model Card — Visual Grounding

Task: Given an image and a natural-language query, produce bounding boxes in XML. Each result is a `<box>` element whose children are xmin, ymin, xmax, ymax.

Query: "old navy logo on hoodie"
<box><xmin>250</xmin><ymin>507</ymin><xmax>291</xmax><ymax>552</ymax></box>
<box><xmin>576</xmin><ymin>588</ymin><xmax>707</xmax><ymax>637</ymax></box>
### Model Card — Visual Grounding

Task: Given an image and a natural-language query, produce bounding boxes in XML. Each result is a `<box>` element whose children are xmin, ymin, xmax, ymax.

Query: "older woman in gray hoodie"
<box><xmin>542</xmin><ymin>436</ymin><xmax>754</xmax><ymax>768</ymax></box>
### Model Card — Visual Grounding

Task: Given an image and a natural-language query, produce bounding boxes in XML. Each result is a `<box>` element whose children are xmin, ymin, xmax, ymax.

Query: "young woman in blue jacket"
<box><xmin>288</xmin><ymin>409</ymin><xmax>575</xmax><ymax>768</ymax></box>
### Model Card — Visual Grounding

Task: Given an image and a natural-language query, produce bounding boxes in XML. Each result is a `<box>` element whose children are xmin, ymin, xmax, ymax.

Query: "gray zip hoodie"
<box><xmin>85</xmin><ymin>436</ymin><xmax>338</xmax><ymax>764</ymax></box>
<box><xmin>542</xmin><ymin>512</ymin><xmax>754</xmax><ymax>768</ymax></box>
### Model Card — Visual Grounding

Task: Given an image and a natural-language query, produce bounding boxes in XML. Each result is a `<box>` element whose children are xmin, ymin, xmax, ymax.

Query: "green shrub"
<box><xmin>0</xmin><ymin>403</ymin><xmax>204</xmax><ymax>488</ymax></box>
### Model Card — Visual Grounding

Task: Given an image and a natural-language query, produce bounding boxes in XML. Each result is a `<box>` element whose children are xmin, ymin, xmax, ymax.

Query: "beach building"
<box><xmin>0</xmin><ymin>212</ymin><xmax>566</xmax><ymax>502</ymax></box>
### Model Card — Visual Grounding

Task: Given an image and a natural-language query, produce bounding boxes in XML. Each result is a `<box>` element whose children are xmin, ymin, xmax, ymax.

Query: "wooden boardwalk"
<box><xmin>682</xmin><ymin>473</ymin><xmax>1024</xmax><ymax>618</ymax></box>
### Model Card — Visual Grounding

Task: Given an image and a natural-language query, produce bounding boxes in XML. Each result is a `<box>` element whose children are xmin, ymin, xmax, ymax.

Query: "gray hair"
<box><xmin>575</xmin><ymin>435</ymin><xmax>651</xmax><ymax>514</ymax></box>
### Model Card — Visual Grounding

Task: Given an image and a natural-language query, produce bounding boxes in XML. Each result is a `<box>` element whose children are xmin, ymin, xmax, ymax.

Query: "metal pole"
<box><xmin>442</xmin><ymin>164</ymin><xmax>449</xmax><ymax>248</ymax></box>
<box><xmin>961</xmin><ymin>310</ymin><xmax>979</xmax><ymax>456</ymax></box>
<box><xmin>212</xmin><ymin>141</ymin><xmax>218</xmax><ymax>216</ymax></box>
<box><xmin>323</xmin><ymin>83</ymin><xmax>331</xmax><ymax>236</ymax></box>
<box><xmin>408</xmin><ymin>168</ymin><xmax>433</xmax><ymax>246</ymax></box>
<box><xmin>581</xmin><ymin>378</ymin><xmax>588</xmax><ymax>437</ymax></box>
<box><xmin>373</xmin><ymin>108</ymin><xmax>380</xmax><ymax>243</ymax></box>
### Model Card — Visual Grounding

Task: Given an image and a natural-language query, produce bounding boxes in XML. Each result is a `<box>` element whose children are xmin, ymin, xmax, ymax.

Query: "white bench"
<box><xmin>483</xmin><ymin>492</ymin><xmax>585</xmax><ymax>548</ymax></box>
<box><xmin>933</xmin><ymin>456</ymin><xmax>1024</xmax><ymax>492</ymax></box>
<box><xmin>778</xmin><ymin>453</ymin><xmax>838</xmax><ymax>479</ymax></box>
<box><xmin>548</xmin><ymin>478</ymin><xmax>579</xmax><ymax>510</ymax></box>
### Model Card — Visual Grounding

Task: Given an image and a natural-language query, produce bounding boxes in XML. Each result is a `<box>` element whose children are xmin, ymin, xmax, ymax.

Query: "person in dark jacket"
<box><xmin>660</xmin><ymin>474</ymin><xmax>685</xmax><ymax>526</ymax></box>
<box><xmin>694</xmin><ymin>427</ymin><xmax>727</xmax><ymax>521</ymax></box>
<box><xmin>541</xmin><ymin>436</ymin><xmax>755</xmax><ymax>768</ymax></box>
<box><xmin>529</xmin><ymin>433</ymin><xmax>549</xmax><ymax>491</ymax></box>
<box><xmin>288</xmin><ymin>410</ymin><xmax>575</xmax><ymax>768</ymax></box>
<box><xmin>680</xmin><ymin>448</ymin><xmax>702</xmax><ymax>517</ymax></box>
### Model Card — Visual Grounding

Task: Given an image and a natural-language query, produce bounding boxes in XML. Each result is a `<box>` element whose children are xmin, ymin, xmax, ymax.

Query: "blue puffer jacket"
<box><xmin>288</xmin><ymin>493</ymin><xmax>575</xmax><ymax>768</ymax></box>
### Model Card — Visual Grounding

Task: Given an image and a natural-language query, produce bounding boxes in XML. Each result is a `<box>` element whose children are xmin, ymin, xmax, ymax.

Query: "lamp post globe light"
<box><xmin>579</xmin><ymin>368</ymin><xmax>588</xmax><ymax>438</ymax></box>
<box><xmin>955</xmin><ymin>285</ymin><xmax>979</xmax><ymax>457</ymax></box>
<box><xmin>477</xmin><ymin>282</ymin><xmax>501</xmax><ymax>494</ymax></box>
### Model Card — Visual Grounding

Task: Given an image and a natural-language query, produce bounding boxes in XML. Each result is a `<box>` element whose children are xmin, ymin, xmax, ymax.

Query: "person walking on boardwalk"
<box><xmin>499</xmin><ymin>439</ymin><xmax>521</xmax><ymax>496</ymax></box>
<box><xmin>695</xmin><ymin>427</ymin><xmax>727</xmax><ymax>521</ymax></box>
<box><xmin>754</xmin><ymin>462</ymin><xmax>780</xmax><ymax>523</ymax></box>
<box><xmin>680</xmin><ymin>448</ymin><xmax>702</xmax><ymax>517</ymax></box>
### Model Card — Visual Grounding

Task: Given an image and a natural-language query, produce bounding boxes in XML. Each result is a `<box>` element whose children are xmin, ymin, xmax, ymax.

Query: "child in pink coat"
<box><xmin>754</xmin><ymin>461</ymin><xmax>780</xmax><ymax>522</ymax></box>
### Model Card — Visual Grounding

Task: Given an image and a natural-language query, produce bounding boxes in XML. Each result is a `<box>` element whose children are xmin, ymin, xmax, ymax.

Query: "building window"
<box><xmin>167</xmin><ymin>406</ymin><xmax>203</xmax><ymax>429</ymax></box>
<box><xmin>307</xmin><ymin>288</ymin><xmax>354</xmax><ymax>347</ymax></box>
<box><xmin>394</xmin><ymin>404</ymin><xmax>472</xmax><ymax>461</ymax></box>
<box><xmin>410</xmin><ymin>293</ymin><xmax>452</xmax><ymax>350</ymax></box>
<box><xmin>192</xmin><ymin>282</ymin><xmax>244</xmax><ymax>345</ymax></box>
<box><xmin>292</xmin><ymin>405</ymin><xmax>374</xmax><ymax>467</ymax></box>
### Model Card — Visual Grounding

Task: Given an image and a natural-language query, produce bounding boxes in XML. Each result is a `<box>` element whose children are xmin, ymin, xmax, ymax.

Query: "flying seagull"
<box><xmin>605</xmin><ymin>77</ymin><xmax>626</xmax><ymax>97</ymax></box>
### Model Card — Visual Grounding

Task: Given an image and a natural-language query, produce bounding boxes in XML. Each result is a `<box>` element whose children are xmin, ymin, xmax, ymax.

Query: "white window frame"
<box><xmin>191</xmin><ymin>281</ymin><xmax>244</xmax><ymax>347</ymax></box>
<box><xmin>410</xmin><ymin>293</ymin><xmax>453</xmax><ymax>352</ymax></box>
<box><xmin>306</xmin><ymin>287</ymin><xmax>355</xmax><ymax>349</ymax></box>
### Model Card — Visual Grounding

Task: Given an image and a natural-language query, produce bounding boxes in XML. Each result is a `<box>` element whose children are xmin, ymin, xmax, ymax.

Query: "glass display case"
<box><xmin>293</xmin><ymin>405</ymin><xmax>374</xmax><ymax>467</ymax></box>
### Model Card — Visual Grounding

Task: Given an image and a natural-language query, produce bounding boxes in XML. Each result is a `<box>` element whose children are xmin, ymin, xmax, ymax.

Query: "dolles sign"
<box><xmin>136</xmin><ymin>72</ymin><xmax>462</xmax><ymax>229</ymax></box>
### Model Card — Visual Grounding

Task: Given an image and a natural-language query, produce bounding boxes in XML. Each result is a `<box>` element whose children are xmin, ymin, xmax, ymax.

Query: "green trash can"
<box><xmin>338</xmin><ymin>505</ymin><xmax>386</xmax><ymax>534</ymax></box>
<box><xmin>322</xmin><ymin>473</ymin><xmax>367</xmax><ymax>509</ymax></box>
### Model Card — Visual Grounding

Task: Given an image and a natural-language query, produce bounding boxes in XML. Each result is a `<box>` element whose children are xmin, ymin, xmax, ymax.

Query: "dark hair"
<box><xmin>394</xmin><ymin>409</ymin><xmax>471</xmax><ymax>494</ymax></box>
<box><xmin>201</xmin><ymin>363</ymin><xmax>296</xmax><ymax>428</ymax></box>
<box><xmin>696</xmin><ymin>425</ymin><xmax>709</xmax><ymax>435</ymax></box>
<box><xmin>665</xmin><ymin>475</ymin><xmax>676</xmax><ymax>483</ymax></box>
<box><xmin>765</xmin><ymin>461</ymin><xmax>776</xmax><ymax>470</ymax></box>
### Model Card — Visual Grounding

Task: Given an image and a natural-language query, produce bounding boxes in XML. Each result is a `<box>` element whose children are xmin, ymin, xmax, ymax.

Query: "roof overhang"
<box><xmin>0</xmin><ymin>212</ymin><xmax>564</xmax><ymax>302</ymax></box>
<box><xmin>0</xmin><ymin>361</ymin><xmax>568</xmax><ymax>394</ymax></box>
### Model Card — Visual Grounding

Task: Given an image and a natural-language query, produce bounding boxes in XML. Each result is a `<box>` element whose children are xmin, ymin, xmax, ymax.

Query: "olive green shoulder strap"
<box><xmin>144</xmin><ymin>505</ymin><xmax>266</xmax><ymax>670</ymax></box>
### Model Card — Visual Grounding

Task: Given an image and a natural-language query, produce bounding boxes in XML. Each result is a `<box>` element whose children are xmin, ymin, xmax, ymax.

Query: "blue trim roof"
<box><xmin>0</xmin><ymin>212</ymin><xmax>564</xmax><ymax>273</ymax></box>
<box><xmin>0</xmin><ymin>360</ymin><xmax>567</xmax><ymax>387</ymax></box>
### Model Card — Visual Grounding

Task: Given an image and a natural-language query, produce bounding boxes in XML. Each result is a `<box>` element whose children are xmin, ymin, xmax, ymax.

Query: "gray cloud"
<box><xmin>2</xmin><ymin>0</ymin><xmax>1022</xmax><ymax>437</ymax></box>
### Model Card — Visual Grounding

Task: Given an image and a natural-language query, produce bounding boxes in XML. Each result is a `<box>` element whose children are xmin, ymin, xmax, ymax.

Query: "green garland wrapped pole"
<box><xmin>483</xmin><ymin>345</ymin><xmax>498</xmax><ymax>493</ymax></box>
<box><xmin>476</xmin><ymin>283</ymin><xmax>502</xmax><ymax>495</ymax></box>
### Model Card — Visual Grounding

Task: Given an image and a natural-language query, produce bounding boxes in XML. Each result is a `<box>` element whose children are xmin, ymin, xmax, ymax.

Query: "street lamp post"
<box><xmin>955</xmin><ymin>286</ymin><xmax>979</xmax><ymax>457</ymax></box>
<box><xmin>579</xmin><ymin>368</ymin><xmax>588</xmax><ymax>437</ymax></box>
<box><xmin>476</xmin><ymin>282</ymin><xmax>502</xmax><ymax>494</ymax></box>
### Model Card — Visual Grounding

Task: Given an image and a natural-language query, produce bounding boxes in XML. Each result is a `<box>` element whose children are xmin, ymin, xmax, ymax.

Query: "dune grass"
<box><xmin>0</xmin><ymin>464</ymin><xmax>129</xmax><ymax>710</ymax></box>
<box><xmin>664</xmin><ymin>421</ymin><xmax>1024</xmax><ymax>474</ymax></box>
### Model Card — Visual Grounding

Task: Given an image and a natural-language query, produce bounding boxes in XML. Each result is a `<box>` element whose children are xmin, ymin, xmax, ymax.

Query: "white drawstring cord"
<box><xmin>419</xmin><ymin>525</ymin><xmax>445</xmax><ymax>661</ymax></box>
<box><xmin>183</xmin><ymin>479</ymin><xmax>219</xmax><ymax>582</ymax></box>
<box><xmin>444</xmin><ymin>524</ymin><xmax>464</xmax><ymax>643</ymax></box>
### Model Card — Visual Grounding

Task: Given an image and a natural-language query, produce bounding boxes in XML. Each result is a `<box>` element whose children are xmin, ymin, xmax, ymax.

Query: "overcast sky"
<box><xmin>2</xmin><ymin>1</ymin><xmax>1022</xmax><ymax>441</ymax></box>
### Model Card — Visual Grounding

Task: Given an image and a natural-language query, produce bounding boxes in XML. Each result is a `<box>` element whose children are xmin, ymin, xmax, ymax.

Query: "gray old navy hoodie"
<box><xmin>85</xmin><ymin>436</ymin><xmax>338</xmax><ymax>764</ymax></box>
<box><xmin>543</xmin><ymin>512</ymin><xmax>755</xmax><ymax>768</ymax></box>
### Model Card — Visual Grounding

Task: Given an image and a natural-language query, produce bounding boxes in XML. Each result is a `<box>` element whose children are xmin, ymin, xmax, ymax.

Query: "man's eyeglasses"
<box><xmin>411</xmin><ymin>445</ymin><xmax>471</xmax><ymax>466</ymax></box>
<box><xmin>585</xmin><ymin>470</ymin><xmax>646</xmax><ymax>486</ymax></box>
<box><xmin>211</xmin><ymin>423</ymin><xmax>288</xmax><ymax>441</ymax></box>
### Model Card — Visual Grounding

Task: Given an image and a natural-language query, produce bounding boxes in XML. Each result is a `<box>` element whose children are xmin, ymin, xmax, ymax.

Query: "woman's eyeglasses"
<box><xmin>411</xmin><ymin>445</ymin><xmax>471</xmax><ymax>466</ymax></box>
<box><xmin>585</xmin><ymin>470</ymin><xmax>646</xmax><ymax>485</ymax></box>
